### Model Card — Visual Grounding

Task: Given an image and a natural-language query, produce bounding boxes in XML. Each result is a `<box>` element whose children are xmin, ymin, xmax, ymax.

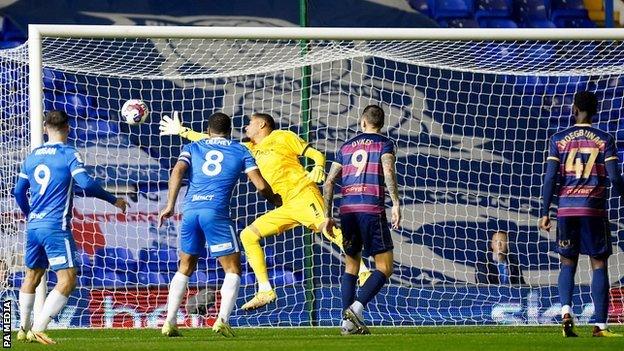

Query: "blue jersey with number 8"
<box><xmin>178</xmin><ymin>137</ymin><xmax>257</xmax><ymax>214</ymax></box>
<box><xmin>18</xmin><ymin>142</ymin><xmax>88</xmax><ymax>230</ymax></box>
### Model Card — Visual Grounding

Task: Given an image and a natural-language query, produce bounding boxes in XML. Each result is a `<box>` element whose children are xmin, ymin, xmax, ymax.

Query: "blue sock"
<box><xmin>591</xmin><ymin>267</ymin><xmax>609</xmax><ymax>324</ymax></box>
<box><xmin>355</xmin><ymin>270</ymin><xmax>387</xmax><ymax>307</ymax></box>
<box><xmin>341</xmin><ymin>273</ymin><xmax>358</xmax><ymax>311</ymax></box>
<box><xmin>558</xmin><ymin>263</ymin><xmax>576</xmax><ymax>307</ymax></box>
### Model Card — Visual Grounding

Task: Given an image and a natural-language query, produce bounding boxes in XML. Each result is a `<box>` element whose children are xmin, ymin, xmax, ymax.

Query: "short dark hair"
<box><xmin>252</xmin><ymin>112</ymin><xmax>276</xmax><ymax>131</ymax></box>
<box><xmin>44</xmin><ymin>110</ymin><xmax>69</xmax><ymax>130</ymax></box>
<box><xmin>361</xmin><ymin>105</ymin><xmax>385</xmax><ymax>129</ymax></box>
<box><xmin>574</xmin><ymin>91</ymin><xmax>598</xmax><ymax>116</ymax></box>
<box><xmin>208</xmin><ymin>112</ymin><xmax>231</xmax><ymax>135</ymax></box>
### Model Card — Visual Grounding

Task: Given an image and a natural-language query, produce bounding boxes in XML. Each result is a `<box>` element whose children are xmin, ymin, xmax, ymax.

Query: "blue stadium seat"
<box><xmin>95</xmin><ymin>247</ymin><xmax>138</xmax><ymax>272</ymax></box>
<box><xmin>430</xmin><ymin>0</ymin><xmax>472</xmax><ymax>20</ymax></box>
<box><xmin>550</xmin><ymin>0</ymin><xmax>587</xmax><ymax>18</ymax></box>
<box><xmin>408</xmin><ymin>0</ymin><xmax>431</xmax><ymax>16</ymax></box>
<box><xmin>478</xmin><ymin>18</ymin><xmax>518</xmax><ymax>27</ymax></box>
<box><xmin>138</xmin><ymin>248</ymin><xmax>179</xmax><ymax>272</ymax></box>
<box><xmin>553</xmin><ymin>16</ymin><xmax>596</xmax><ymax>27</ymax></box>
<box><xmin>438</xmin><ymin>18</ymin><xmax>480</xmax><ymax>27</ymax></box>
<box><xmin>474</xmin><ymin>0</ymin><xmax>512</xmax><ymax>21</ymax></box>
<box><xmin>515</xmin><ymin>0</ymin><xmax>556</xmax><ymax>27</ymax></box>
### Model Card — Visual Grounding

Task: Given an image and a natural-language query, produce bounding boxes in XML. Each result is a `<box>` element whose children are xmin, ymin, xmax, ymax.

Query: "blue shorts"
<box><xmin>556</xmin><ymin>216</ymin><xmax>612</xmax><ymax>258</ymax></box>
<box><xmin>25</xmin><ymin>228</ymin><xmax>78</xmax><ymax>271</ymax></box>
<box><xmin>180</xmin><ymin>209</ymin><xmax>240</xmax><ymax>258</ymax></box>
<box><xmin>340</xmin><ymin>212</ymin><xmax>393</xmax><ymax>257</ymax></box>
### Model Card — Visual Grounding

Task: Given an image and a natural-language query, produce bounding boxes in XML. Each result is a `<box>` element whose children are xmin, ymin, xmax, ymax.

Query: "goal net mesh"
<box><xmin>1</xmin><ymin>36</ymin><xmax>623</xmax><ymax>327</ymax></box>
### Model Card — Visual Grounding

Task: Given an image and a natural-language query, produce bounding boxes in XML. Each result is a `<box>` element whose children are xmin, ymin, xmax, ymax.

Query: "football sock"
<box><xmin>240</xmin><ymin>228</ymin><xmax>270</xmax><ymax>289</ymax></box>
<box><xmin>558</xmin><ymin>263</ymin><xmax>576</xmax><ymax>309</ymax></box>
<box><xmin>19</xmin><ymin>291</ymin><xmax>35</xmax><ymax>331</ymax></box>
<box><xmin>351</xmin><ymin>301</ymin><xmax>364</xmax><ymax>317</ymax></box>
<box><xmin>591</xmin><ymin>267</ymin><xmax>609</xmax><ymax>324</ymax></box>
<box><xmin>218</xmin><ymin>273</ymin><xmax>241</xmax><ymax>322</ymax></box>
<box><xmin>32</xmin><ymin>289</ymin><xmax>68</xmax><ymax>332</ymax></box>
<box><xmin>355</xmin><ymin>270</ymin><xmax>387</xmax><ymax>308</ymax></box>
<box><xmin>561</xmin><ymin>304</ymin><xmax>572</xmax><ymax>318</ymax></box>
<box><xmin>341</xmin><ymin>273</ymin><xmax>358</xmax><ymax>310</ymax></box>
<box><xmin>165</xmin><ymin>272</ymin><xmax>189</xmax><ymax>324</ymax></box>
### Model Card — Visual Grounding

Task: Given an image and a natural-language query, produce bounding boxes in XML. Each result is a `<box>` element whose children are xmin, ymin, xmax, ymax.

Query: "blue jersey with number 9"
<box><xmin>18</xmin><ymin>142</ymin><xmax>87</xmax><ymax>230</ymax></box>
<box><xmin>178</xmin><ymin>137</ymin><xmax>257</xmax><ymax>214</ymax></box>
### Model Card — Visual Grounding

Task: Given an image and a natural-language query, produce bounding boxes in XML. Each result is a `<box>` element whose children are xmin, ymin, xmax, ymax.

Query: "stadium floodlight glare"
<box><xmin>0</xmin><ymin>25</ymin><xmax>622</xmax><ymax>328</ymax></box>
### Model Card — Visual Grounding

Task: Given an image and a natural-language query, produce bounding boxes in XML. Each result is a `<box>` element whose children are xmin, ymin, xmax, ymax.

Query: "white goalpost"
<box><xmin>1</xmin><ymin>25</ymin><xmax>624</xmax><ymax>328</ymax></box>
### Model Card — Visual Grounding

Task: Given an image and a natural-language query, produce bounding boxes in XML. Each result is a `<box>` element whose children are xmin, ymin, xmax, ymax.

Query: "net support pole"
<box><xmin>299</xmin><ymin>0</ymin><xmax>317</xmax><ymax>327</ymax></box>
<box><xmin>27</xmin><ymin>24</ymin><xmax>47</xmax><ymax>319</ymax></box>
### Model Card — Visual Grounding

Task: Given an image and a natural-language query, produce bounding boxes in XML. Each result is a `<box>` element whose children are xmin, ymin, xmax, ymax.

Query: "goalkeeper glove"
<box><xmin>307</xmin><ymin>165</ymin><xmax>325</xmax><ymax>183</ymax></box>
<box><xmin>159</xmin><ymin>111</ymin><xmax>189</xmax><ymax>136</ymax></box>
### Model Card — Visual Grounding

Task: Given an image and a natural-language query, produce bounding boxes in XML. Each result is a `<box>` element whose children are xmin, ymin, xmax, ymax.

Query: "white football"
<box><xmin>121</xmin><ymin>99</ymin><xmax>149</xmax><ymax>125</ymax></box>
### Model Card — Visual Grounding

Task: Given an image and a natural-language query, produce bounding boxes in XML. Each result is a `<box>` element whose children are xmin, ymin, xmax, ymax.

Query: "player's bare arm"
<box><xmin>158</xmin><ymin>160</ymin><xmax>188</xmax><ymax>227</ymax></box>
<box><xmin>320</xmin><ymin>161</ymin><xmax>342</xmax><ymax>235</ymax></box>
<box><xmin>381</xmin><ymin>153</ymin><xmax>401</xmax><ymax>229</ymax></box>
<box><xmin>247</xmin><ymin>169</ymin><xmax>282</xmax><ymax>207</ymax></box>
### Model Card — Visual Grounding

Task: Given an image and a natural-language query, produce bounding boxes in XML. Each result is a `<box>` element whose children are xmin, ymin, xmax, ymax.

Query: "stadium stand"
<box><xmin>407</xmin><ymin>0</ymin><xmax>604</xmax><ymax>28</ymax></box>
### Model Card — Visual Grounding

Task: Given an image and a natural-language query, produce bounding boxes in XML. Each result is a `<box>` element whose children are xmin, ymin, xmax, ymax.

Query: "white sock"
<box><xmin>561</xmin><ymin>304</ymin><xmax>572</xmax><ymax>317</ymax></box>
<box><xmin>359</xmin><ymin>261</ymin><xmax>369</xmax><ymax>273</ymax></box>
<box><xmin>32</xmin><ymin>289</ymin><xmax>68</xmax><ymax>332</ymax></box>
<box><xmin>595</xmin><ymin>323</ymin><xmax>607</xmax><ymax>330</ymax></box>
<box><xmin>258</xmin><ymin>281</ymin><xmax>272</xmax><ymax>292</ymax></box>
<box><xmin>341</xmin><ymin>319</ymin><xmax>355</xmax><ymax>331</ymax></box>
<box><xmin>218</xmin><ymin>273</ymin><xmax>241</xmax><ymax>322</ymax></box>
<box><xmin>165</xmin><ymin>272</ymin><xmax>189</xmax><ymax>324</ymax></box>
<box><xmin>19</xmin><ymin>291</ymin><xmax>35</xmax><ymax>331</ymax></box>
<box><xmin>350</xmin><ymin>301</ymin><xmax>364</xmax><ymax>318</ymax></box>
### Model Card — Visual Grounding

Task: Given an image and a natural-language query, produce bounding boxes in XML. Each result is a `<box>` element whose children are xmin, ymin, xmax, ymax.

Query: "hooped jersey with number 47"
<box><xmin>547</xmin><ymin>124</ymin><xmax>619</xmax><ymax>217</ymax></box>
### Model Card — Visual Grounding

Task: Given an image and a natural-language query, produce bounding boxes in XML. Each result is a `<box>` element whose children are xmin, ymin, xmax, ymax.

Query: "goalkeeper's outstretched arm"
<box><xmin>303</xmin><ymin>146</ymin><xmax>327</xmax><ymax>183</ymax></box>
<box><xmin>159</xmin><ymin>111</ymin><xmax>208</xmax><ymax>141</ymax></box>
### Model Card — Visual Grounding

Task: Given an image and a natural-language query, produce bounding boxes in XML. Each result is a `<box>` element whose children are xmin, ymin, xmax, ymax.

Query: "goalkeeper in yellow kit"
<box><xmin>160</xmin><ymin>112</ymin><xmax>369</xmax><ymax>310</ymax></box>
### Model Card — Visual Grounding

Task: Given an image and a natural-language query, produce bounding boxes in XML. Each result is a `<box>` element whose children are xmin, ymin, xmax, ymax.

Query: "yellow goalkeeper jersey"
<box><xmin>245</xmin><ymin>130</ymin><xmax>314</xmax><ymax>202</ymax></box>
<box><xmin>182</xmin><ymin>128</ymin><xmax>313</xmax><ymax>202</ymax></box>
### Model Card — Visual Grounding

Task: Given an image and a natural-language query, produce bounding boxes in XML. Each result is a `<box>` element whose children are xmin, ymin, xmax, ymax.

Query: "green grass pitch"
<box><xmin>9</xmin><ymin>326</ymin><xmax>624</xmax><ymax>351</ymax></box>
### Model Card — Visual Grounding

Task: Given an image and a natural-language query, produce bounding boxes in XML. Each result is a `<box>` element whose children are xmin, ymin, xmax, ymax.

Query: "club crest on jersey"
<box><xmin>558</xmin><ymin>240</ymin><xmax>572</xmax><ymax>249</ymax></box>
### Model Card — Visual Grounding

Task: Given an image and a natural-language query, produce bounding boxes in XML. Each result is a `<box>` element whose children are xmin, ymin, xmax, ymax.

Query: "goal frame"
<box><xmin>27</xmin><ymin>25</ymin><xmax>624</xmax><ymax>150</ymax></box>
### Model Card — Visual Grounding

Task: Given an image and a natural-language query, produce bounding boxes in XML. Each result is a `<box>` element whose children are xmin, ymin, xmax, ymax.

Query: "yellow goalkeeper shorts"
<box><xmin>251</xmin><ymin>185</ymin><xmax>327</xmax><ymax>237</ymax></box>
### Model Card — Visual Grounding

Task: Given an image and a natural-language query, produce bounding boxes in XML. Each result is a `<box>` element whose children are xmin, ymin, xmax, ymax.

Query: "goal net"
<box><xmin>1</xmin><ymin>27</ymin><xmax>624</xmax><ymax>328</ymax></box>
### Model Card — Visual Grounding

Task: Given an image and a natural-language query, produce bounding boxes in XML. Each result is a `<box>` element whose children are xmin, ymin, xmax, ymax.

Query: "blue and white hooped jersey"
<box><xmin>178</xmin><ymin>137</ymin><xmax>257</xmax><ymax>214</ymax></box>
<box><xmin>19</xmin><ymin>142</ymin><xmax>87</xmax><ymax>230</ymax></box>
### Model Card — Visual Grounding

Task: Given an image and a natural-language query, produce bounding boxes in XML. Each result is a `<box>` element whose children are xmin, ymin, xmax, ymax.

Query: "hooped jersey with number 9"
<box><xmin>547</xmin><ymin>124</ymin><xmax>619</xmax><ymax>217</ymax></box>
<box><xmin>337</xmin><ymin>132</ymin><xmax>395</xmax><ymax>215</ymax></box>
<box><xmin>178</xmin><ymin>137</ymin><xmax>257</xmax><ymax>214</ymax></box>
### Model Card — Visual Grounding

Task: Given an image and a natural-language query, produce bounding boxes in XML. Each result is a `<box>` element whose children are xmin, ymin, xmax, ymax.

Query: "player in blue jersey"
<box><xmin>158</xmin><ymin>112</ymin><xmax>280</xmax><ymax>337</ymax></box>
<box><xmin>540</xmin><ymin>91</ymin><xmax>624</xmax><ymax>338</ymax></box>
<box><xmin>321</xmin><ymin>105</ymin><xmax>401</xmax><ymax>335</ymax></box>
<box><xmin>13</xmin><ymin>110</ymin><xmax>128</xmax><ymax>344</ymax></box>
